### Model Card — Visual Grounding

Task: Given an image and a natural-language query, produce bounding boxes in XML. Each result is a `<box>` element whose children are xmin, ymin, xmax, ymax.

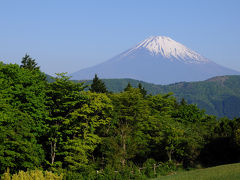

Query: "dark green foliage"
<box><xmin>138</xmin><ymin>83</ymin><xmax>147</xmax><ymax>97</ymax></box>
<box><xmin>199</xmin><ymin>118</ymin><xmax>240</xmax><ymax>166</ymax></box>
<box><xmin>142</xmin><ymin>158</ymin><xmax>157</xmax><ymax>178</ymax></box>
<box><xmin>0</xmin><ymin>100</ymin><xmax>44</xmax><ymax>174</ymax></box>
<box><xmin>45</xmin><ymin>73</ymin><xmax>87</xmax><ymax>167</ymax></box>
<box><xmin>90</xmin><ymin>74</ymin><xmax>107</xmax><ymax>93</ymax></box>
<box><xmin>20</xmin><ymin>54</ymin><xmax>40</xmax><ymax>71</ymax></box>
<box><xmin>0</xmin><ymin>61</ymin><xmax>46</xmax><ymax>174</ymax></box>
<box><xmin>124</xmin><ymin>82</ymin><xmax>132</xmax><ymax>91</ymax></box>
<box><xmin>0</xmin><ymin>62</ymin><xmax>47</xmax><ymax>136</ymax></box>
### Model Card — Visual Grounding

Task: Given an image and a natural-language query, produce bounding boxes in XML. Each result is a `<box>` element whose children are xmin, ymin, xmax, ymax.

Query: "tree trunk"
<box><xmin>167</xmin><ymin>150</ymin><xmax>172</xmax><ymax>161</ymax></box>
<box><xmin>121</xmin><ymin>136</ymin><xmax>126</xmax><ymax>166</ymax></box>
<box><xmin>50</xmin><ymin>139</ymin><xmax>56</xmax><ymax>164</ymax></box>
<box><xmin>120</xmin><ymin>128</ymin><xmax>127</xmax><ymax>167</ymax></box>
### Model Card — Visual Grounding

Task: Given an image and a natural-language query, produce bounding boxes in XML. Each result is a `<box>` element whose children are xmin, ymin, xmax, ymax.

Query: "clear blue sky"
<box><xmin>0</xmin><ymin>0</ymin><xmax>240</xmax><ymax>75</ymax></box>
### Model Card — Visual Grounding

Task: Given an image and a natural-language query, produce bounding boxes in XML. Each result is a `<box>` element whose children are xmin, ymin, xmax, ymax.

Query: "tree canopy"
<box><xmin>1</xmin><ymin>59</ymin><xmax>240</xmax><ymax>179</ymax></box>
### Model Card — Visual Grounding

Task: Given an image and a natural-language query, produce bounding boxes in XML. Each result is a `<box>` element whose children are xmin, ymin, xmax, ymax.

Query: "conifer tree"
<box><xmin>20</xmin><ymin>54</ymin><xmax>40</xmax><ymax>71</ymax></box>
<box><xmin>90</xmin><ymin>74</ymin><xmax>107</xmax><ymax>93</ymax></box>
<box><xmin>124</xmin><ymin>82</ymin><xmax>132</xmax><ymax>91</ymax></box>
<box><xmin>180</xmin><ymin>98</ymin><xmax>187</xmax><ymax>106</ymax></box>
<box><xmin>138</xmin><ymin>83</ymin><xmax>147</xmax><ymax>97</ymax></box>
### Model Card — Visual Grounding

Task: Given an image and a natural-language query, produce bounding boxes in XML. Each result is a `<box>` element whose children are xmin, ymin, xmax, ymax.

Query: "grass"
<box><xmin>153</xmin><ymin>163</ymin><xmax>240</xmax><ymax>180</ymax></box>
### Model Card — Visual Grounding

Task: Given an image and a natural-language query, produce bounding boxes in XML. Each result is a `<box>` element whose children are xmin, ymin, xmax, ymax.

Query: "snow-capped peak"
<box><xmin>122</xmin><ymin>36</ymin><xmax>209</xmax><ymax>64</ymax></box>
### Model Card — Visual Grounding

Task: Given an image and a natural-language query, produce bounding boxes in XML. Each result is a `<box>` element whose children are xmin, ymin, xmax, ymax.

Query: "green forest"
<box><xmin>79</xmin><ymin>76</ymin><xmax>240</xmax><ymax>119</ymax></box>
<box><xmin>1</xmin><ymin>56</ymin><xmax>240</xmax><ymax>180</ymax></box>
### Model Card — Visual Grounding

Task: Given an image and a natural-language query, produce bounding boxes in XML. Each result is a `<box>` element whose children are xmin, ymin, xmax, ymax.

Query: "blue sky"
<box><xmin>0</xmin><ymin>0</ymin><xmax>240</xmax><ymax>75</ymax></box>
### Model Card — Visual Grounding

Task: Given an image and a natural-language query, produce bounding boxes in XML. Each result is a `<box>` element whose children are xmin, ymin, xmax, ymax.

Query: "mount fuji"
<box><xmin>70</xmin><ymin>36</ymin><xmax>240</xmax><ymax>84</ymax></box>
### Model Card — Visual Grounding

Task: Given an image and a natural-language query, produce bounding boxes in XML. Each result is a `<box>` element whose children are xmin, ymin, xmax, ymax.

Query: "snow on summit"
<box><xmin>122</xmin><ymin>36</ymin><xmax>209</xmax><ymax>64</ymax></box>
<box><xmin>70</xmin><ymin>35</ymin><xmax>240</xmax><ymax>84</ymax></box>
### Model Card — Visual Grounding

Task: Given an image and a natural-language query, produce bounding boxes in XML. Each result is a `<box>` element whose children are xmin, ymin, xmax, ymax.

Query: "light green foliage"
<box><xmin>163</xmin><ymin>124</ymin><xmax>186</xmax><ymax>161</ymax></box>
<box><xmin>112</xmin><ymin>87</ymin><xmax>149</xmax><ymax>126</ymax></box>
<box><xmin>104</xmin><ymin>87</ymin><xmax>150</xmax><ymax>167</ymax></box>
<box><xmin>173</xmin><ymin>102</ymin><xmax>206</xmax><ymax>123</ymax></box>
<box><xmin>46</xmin><ymin>74</ymin><xmax>112</xmax><ymax>171</ymax></box>
<box><xmin>2</xmin><ymin>168</ymin><xmax>11</xmax><ymax>180</ymax></box>
<box><xmin>2</xmin><ymin>169</ymin><xmax>62</xmax><ymax>180</ymax></box>
<box><xmin>68</xmin><ymin>91</ymin><xmax>113</xmax><ymax>136</ymax></box>
<box><xmin>63</xmin><ymin>137</ymin><xmax>97</xmax><ymax>171</ymax></box>
<box><xmin>148</xmin><ymin>93</ymin><xmax>176</xmax><ymax>116</ymax></box>
<box><xmin>63</xmin><ymin>91</ymin><xmax>113</xmax><ymax>170</ymax></box>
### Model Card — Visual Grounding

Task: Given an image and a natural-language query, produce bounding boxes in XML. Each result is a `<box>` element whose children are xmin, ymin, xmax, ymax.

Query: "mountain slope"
<box><xmin>80</xmin><ymin>75</ymin><xmax>240</xmax><ymax>119</ymax></box>
<box><xmin>70</xmin><ymin>36</ymin><xmax>239</xmax><ymax>84</ymax></box>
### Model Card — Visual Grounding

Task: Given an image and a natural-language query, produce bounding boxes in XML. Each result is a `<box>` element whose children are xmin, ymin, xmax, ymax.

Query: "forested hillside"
<box><xmin>77</xmin><ymin>76</ymin><xmax>240</xmax><ymax>119</ymax></box>
<box><xmin>159</xmin><ymin>76</ymin><xmax>240</xmax><ymax>118</ymax></box>
<box><xmin>2</xmin><ymin>58</ymin><xmax>240</xmax><ymax>179</ymax></box>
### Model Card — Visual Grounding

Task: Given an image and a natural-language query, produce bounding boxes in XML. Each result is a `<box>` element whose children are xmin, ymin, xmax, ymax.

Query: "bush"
<box><xmin>1</xmin><ymin>169</ymin><xmax>63</xmax><ymax>180</ymax></box>
<box><xmin>64</xmin><ymin>172</ymin><xmax>84</xmax><ymax>180</ymax></box>
<box><xmin>142</xmin><ymin>158</ymin><xmax>157</xmax><ymax>178</ymax></box>
<box><xmin>97</xmin><ymin>164</ymin><xmax>117</xmax><ymax>180</ymax></box>
<box><xmin>96</xmin><ymin>163</ymin><xmax>146</xmax><ymax>180</ymax></box>
<box><xmin>157</xmin><ymin>161</ymin><xmax>178</xmax><ymax>176</ymax></box>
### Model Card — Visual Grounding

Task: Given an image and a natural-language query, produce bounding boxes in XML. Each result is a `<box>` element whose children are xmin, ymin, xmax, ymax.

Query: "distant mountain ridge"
<box><xmin>70</xmin><ymin>36</ymin><xmax>240</xmax><ymax>84</ymax></box>
<box><xmin>79</xmin><ymin>75</ymin><xmax>240</xmax><ymax>119</ymax></box>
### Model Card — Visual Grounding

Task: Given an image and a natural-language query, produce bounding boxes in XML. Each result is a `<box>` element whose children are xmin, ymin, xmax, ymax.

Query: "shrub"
<box><xmin>1</xmin><ymin>169</ymin><xmax>63</xmax><ymax>180</ymax></box>
<box><xmin>157</xmin><ymin>161</ymin><xmax>177</xmax><ymax>176</ymax></box>
<box><xmin>142</xmin><ymin>158</ymin><xmax>157</xmax><ymax>178</ymax></box>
